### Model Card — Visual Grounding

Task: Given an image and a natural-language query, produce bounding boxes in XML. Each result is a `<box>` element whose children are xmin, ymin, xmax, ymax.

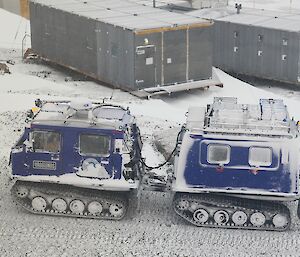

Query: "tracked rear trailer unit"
<box><xmin>29</xmin><ymin>0</ymin><xmax>214</xmax><ymax>93</ymax></box>
<box><xmin>173</xmin><ymin>97</ymin><xmax>300</xmax><ymax>231</ymax></box>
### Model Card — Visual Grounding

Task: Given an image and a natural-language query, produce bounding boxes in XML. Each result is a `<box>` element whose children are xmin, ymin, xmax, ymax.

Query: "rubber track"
<box><xmin>11</xmin><ymin>180</ymin><xmax>132</xmax><ymax>220</ymax></box>
<box><xmin>173</xmin><ymin>193</ymin><xmax>291</xmax><ymax>231</ymax></box>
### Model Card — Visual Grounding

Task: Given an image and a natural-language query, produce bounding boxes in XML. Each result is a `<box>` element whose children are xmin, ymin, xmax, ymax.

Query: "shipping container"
<box><xmin>29</xmin><ymin>0</ymin><xmax>214</xmax><ymax>91</ymax></box>
<box><xmin>188</xmin><ymin>8</ymin><xmax>300</xmax><ymax>85</ymax></box>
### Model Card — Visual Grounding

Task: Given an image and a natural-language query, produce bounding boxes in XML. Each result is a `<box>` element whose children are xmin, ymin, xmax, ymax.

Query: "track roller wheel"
<box><xmin>69</xmin><ymin>199</ymin><xmax>85</xmax><ymax>214</ymax></box>
<box><xmin>88</xmin><ymin>201</ymin><xmax>103</xmax><ymax>215</ymax></box>
<box><xmin>232</xmin><ymin>210</ymin><xmax>248</xmax><ymax>226</ymax></box>
<box><xmin>177</xmin><ymin>199</ymin><xmax>190</xmax><ymax>211</ymax></box>
<box><xmin>250</xmin><ymin>212</ymin><xmax>266</xmax><ymax>227</ymax></box>
<box><xmin>32</xmin><ymin>196</ymin><xmax>47</xmax><ymax>212</ymax></box>
<box><xmin>193</xmin><ymin>209</ymin><xmax>209</xmax><ymax>223</ymax></box>
<box><xmin>272</xmin><ymin>214</ymin><xmax>289</xmax><ymax>228</ymax></box>
<box><xmin>52</xmin><ymin>198</ymin><xmax>68</xmax><ymax>213</ymax></box>
<box><xmin>109</xmin><ymin>203</ymin><xmax>124</xmax><ymax>217</ymax></box>
<box><xmin>15</xmin><ymin>186</ymin><xmax>29</xmax><ymax>198</ymax></box>
<box><xmin>214</xmin><ymin>210</ymin><xmax>229</xmax><ymax>225</ymax></box>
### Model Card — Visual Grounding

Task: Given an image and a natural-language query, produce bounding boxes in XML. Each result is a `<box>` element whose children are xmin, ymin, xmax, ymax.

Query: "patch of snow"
<box><xmin>76</xmin><ymin>158</ymin><xmax>111</xmax><ymax>179</ymax></box>
<box><xmin>0</xmin><ymin>8</ymin><xmax>30</xmax><ymax>49</ymax></box>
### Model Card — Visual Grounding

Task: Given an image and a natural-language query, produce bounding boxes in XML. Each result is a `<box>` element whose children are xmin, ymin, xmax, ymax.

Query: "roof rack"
<box><xmin>187</xmin><ymin>97</ymin><xmax>296</xmax><ymax>137</ymax></box>
<box><xmin>29</xmin><ymin>99</ymin><xmax>135</xmax><ymax>130</ymax></box>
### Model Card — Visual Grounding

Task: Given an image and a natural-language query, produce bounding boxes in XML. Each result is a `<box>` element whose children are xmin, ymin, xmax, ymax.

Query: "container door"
<box><xmin>135</xmin><ymin>45</ymin><xmax>156</xmax><ymax>89</ymax></box>
<box><xmin>25</xmin><ymin>130</ymin><xmax>62</xmax><ymax>176</ymax></box>
<box><xmin>163</xmin><ymin>30</ymin><xmax>187</xmax><ymax>85</ymax></box>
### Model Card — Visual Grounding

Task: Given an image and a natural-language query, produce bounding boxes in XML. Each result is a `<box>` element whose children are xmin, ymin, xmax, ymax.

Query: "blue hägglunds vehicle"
<box><xmin>173</xmin><ymin>97</ymin><xmax>300</xmax><ymax>231</ymax></box>
<box><xmin>10</xmin><ymin>97</ymin><xmax>300</xmax><ymax>231</ymax></box>
<box><xmin>10</xmin><ymin>99</ymin><xmax>143</xmax><ymax>220</ymax></box>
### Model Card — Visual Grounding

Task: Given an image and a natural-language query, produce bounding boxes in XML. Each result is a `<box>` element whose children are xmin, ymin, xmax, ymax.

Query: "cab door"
<box><xmin>25</xmin><ymin>129</ymin><xmax>62</xmax><ymax>176</ymax></box>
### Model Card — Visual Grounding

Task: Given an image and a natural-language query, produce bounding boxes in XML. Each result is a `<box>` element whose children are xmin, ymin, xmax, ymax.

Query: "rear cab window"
<box><xmin>207</xmin><ymin>144</ymin><xmax>231</xmax><ymax>165</ymax></box>
<box><xmin>249</xmin><ymin>147</ymin><xmax>272</xmax><ymax>167</ymax></box>
<box><xmin>79</xmin><ymin>134</ymin><xmax>110</xmax><ymax>156</ymax></box>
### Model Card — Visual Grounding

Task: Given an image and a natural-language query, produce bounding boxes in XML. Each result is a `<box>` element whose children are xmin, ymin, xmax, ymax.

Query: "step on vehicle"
<box><xmin>10</xmin><ymin>99</ymin><xmax>143</xmax><ymax>220</ymax></box>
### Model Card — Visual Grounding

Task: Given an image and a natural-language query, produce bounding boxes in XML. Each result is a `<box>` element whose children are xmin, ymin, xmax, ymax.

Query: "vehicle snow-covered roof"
<box><xmin>187</xmin><ymin>97</ymin><xmax>297</xmax><ymax>137</ymax></box>
<box><xmin>30</xmin><ymin>0</ymin><xmax>211</xmax><ymax>32</ymax></box>
<box><xmin>187</xmin><ymin>7</ymin><xmax>300</xmax><ymax>32</ymax></box>
<box><xmin>30</xmin><ymin>100</ymin><xmax>135</xmax><ymax>130</ymax></box>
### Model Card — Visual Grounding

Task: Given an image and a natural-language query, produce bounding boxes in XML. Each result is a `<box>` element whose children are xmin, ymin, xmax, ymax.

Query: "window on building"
<box><xmin>32</xmin><ymin>131</ymin><xmax>61</xmax><ymax>153</ymax></box>
<box><xmin>258</xmin><ymin>50</ymin><xmax>263</xmax><ymax>56</ymax></box>
<box><xmin>80</xmin><ymin>134</ymin><xmax>110</xmax><ymax>156</ymax></box>
<box><xmin>282</xmin><ymin>38</ymin><xmax>288</xmax><ymax>46</ymax></box>
<box><xmin>234</xmin><ymin>46</ymin><xmax>239</xmax><ymax>53</ymax></box>
<box><xmin>207</xmin><ymin>144</ymin><xmax>230</xmax><ymax>165</ymax></box>
<box><xmin>249</xmin><ymin>147</ymin><xmax>272</xmax><ymax>167</ymax></box>
<box><xmin>258</xmin><ymin>34</ymin><xmax>263</xmax><ymax>42</ymax></box>
<box><xmin>234</xmin><ymin>31</ymin><xmax>239</xmax><ymax>38</ymax></box>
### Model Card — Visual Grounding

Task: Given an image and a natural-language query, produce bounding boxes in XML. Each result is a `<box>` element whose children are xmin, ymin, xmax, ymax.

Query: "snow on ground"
<box><xmin>2</xmin><ymin>2</ymin><xmax>300</xmax><ymax>257</ymax></box>
<box><xmin>2</xmin><ymin>48</ymin><xmax>300</xmax><ymax>257</ymax></box>
<box><xmin>0</xmin><ymin>9</ymin><xmax>30</xmax><ymax>50</ymax></box>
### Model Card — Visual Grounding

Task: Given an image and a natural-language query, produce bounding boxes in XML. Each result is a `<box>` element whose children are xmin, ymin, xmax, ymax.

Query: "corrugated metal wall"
<box><xmin>95</xmin><ymin>24</ymin><xmax>135</xmax><ymax>89</ymax></box>
<box><xmin>134</xmin><ymin>26</ymin><xmax>212</xmax><ymax>89</ymax></box>
<box><xmin>30</xmin><ymin>1</ymin><xmax>212</xmax><ymax>90</ymax></box>
<box><xmin>213</xmin><ymin>20</ymin><xmax>300</xmax><ymax>84</ymax></box>
<box><xmin>30</xmin><ymin>2</ymin><xmax>135</xmax><ymax>89</ymax></box>
<box><xmin>189</xmin><ymin>27</ymin><xmax>212</xmax><ymax>81</ymax></box>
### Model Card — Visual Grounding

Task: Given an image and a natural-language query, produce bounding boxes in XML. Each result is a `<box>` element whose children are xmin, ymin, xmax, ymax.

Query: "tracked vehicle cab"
<box><xmin>11</xmin><ymin>99</ymin><xmax>143</xmax><ymax>219</ymax></box>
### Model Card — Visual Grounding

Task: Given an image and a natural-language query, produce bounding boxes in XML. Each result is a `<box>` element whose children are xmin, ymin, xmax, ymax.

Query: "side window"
<box><xmin>80</xmin><ymin>134</ymin><xmax>110</xmax><ymax>156</ymax></box>
<box><xmin>33</xmin><ymin>131</ymin><xmax>60</xmax><ymax>153</ymax></box>
<box><xmin>249</xmin><ymin>147</ymin><xmax>272</xmax><ymax>167</ymax></box>
<box><xmin>207</xmin><ymin>144</ymin><xmax>230</xmax><ymax>165</ymax></box>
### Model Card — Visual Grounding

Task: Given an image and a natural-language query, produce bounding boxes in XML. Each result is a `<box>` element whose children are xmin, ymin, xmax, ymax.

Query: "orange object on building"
<box><xmin>20</xmin><ymin>0</ymin><xmax>29</xmax><ymax>18</ymax></box>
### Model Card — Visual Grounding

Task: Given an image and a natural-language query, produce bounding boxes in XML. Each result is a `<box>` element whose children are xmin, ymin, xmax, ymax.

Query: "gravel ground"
<box><xmin>1</xmin><ymin>48</ymin><xmax>300</xmax><ymax>257</ymax></box>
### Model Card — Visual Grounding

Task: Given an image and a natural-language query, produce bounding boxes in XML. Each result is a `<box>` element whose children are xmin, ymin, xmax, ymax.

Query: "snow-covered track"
<box><xmin>11</xmin><ymin>180</ymin><xmax>133</xmax><ymax>220</ymax></box>
<box><xmin>173</xmin><ymin>193</ymin><xmax>291</xmax><ymax>232</ymax></box>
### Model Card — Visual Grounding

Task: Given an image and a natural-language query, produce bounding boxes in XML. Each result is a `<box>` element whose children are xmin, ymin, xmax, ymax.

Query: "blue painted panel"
<box><xmin>11</xmin><ymin>129</ymin><xmax>29</xmax><ymax>175</ymax></box>
<box><xmin>184</xmin><ymin>136</ymin><xmax>294</xmax><ymax>193</ymax></box>
<box><xmin>12</xmin><ymin>124</ymin><xmax>124</xmax><ymax>180</ymax></box>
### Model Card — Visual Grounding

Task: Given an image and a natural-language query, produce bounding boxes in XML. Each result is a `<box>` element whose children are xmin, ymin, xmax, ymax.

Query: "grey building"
<box><xmin>188</xmin><ymin>8</ymin><xmax>300</xmax><ymax>85</ymax></box>
<box><xmin>0</xmin><ymin>0</ymin><xmax>20</xmax><ymax>14</ymax></box>
<box><xmin>29</xmin><ymin>0</ymin><xmax>213</xmax><ymax>91</ymax></box>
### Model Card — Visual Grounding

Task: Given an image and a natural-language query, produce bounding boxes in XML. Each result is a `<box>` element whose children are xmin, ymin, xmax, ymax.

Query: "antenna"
<box><xmin>235</xmin><ymin>3</ymin><xmax>242</xmax><ymax>14</ymax></box>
